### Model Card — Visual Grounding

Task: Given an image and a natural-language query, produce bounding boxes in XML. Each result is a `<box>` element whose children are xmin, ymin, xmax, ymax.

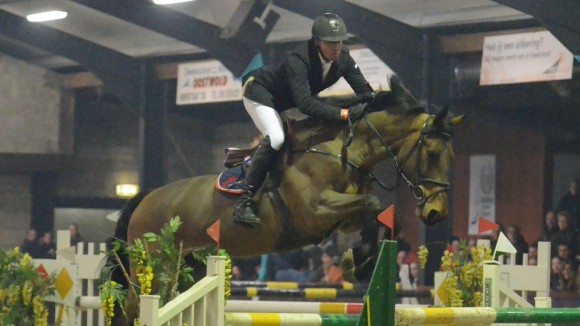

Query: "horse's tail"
<box><xmin>113</xmin><ymin>191</ymin><xmax>149</xmax><ymax>243</ymax></box>
<box><xmin>105</xmin><ymin>191</ymin><xmax>149</xmax><ymax>286</ymax></box>
<box><xmin>104</xmin><ymin>191</ymin><xmax>149</xmax><ymax>325</ymax></box>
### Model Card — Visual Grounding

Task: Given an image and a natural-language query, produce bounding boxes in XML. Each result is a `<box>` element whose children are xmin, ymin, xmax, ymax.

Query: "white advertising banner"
<box><xmin>176</xmin><ymin>60</ymin><xmax>242</xmax><ymax>105</ymax></box>
<box><xmin>480</xmin><ymin>31</ymin><xmax>573</xmax><ymax>85</ymax></box>
<box><xmin>468</xmin><ymin>155</ymin><xmax>496</xmax><ymax>235</ymax></box>
<box><xmin>319</xmin><ymin>48</ymin><xmax>394</xmax><ymax>97</ymax></box>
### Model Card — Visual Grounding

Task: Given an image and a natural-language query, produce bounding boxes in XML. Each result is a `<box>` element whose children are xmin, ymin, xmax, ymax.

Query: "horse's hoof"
<box><xmin>364</xmin><ymin>196</ymin><xmax>383</xmax><ymax>216</ymax></box>
<box><xmin>340</xmin><ymin>249</ymin><xmax>356</xmax><ymax>283</ymax></box>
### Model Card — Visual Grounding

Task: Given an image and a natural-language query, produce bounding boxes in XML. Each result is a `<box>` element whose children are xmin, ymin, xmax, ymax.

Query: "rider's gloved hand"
<box><xmin>360</xmin><ymin>91</ymin><xmax>376</xmax><ymax>105</ymax></box>
<box><xmin>345</xmin><ymin>103</ymin><xmax>367</xmax><ymax>122</ymax></box>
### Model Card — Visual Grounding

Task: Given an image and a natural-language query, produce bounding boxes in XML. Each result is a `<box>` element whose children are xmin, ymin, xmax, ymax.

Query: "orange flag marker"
<box><xmin>206</xmin><ymin>219</ymin><xmax>221</xmax><ymax>250</ymax></box>
<box><xmin>377</xmin><ymin>205</ymin><xmax>395</xmax><ymax>240</ymax></box>
<box><xmin>478</xmin><ymin>216</ymin><xmax>499</xmax><ymax>234</ymax></box>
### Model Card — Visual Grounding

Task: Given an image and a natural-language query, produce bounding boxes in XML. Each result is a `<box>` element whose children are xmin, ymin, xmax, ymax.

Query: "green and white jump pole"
<box><xmin>225</xmin><ymin>239</ymin><xmax>580</xmax><ymax>325</ymax></box>
<box><xmin>354</xmin><ymin>240</ymin><xmax>580</xmax><ymax>326</ymax></box>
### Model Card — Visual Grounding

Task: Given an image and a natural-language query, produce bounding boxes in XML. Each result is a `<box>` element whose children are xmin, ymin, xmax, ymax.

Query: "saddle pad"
<box><xmin>215</xmin><ymin>165</ymin><xmax>246</xmax><ymax>194</ymax></box>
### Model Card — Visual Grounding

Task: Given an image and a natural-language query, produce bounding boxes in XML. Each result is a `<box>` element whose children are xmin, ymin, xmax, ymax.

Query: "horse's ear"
<box><xmin>449</xmin><ymin>115</ymin><xmax>465</xmax><ymax>126</ymax></box>
<box><xmin>433</xmin><ymin>105</ymin><xmax>449</xmax><ymax>128</ymax></box>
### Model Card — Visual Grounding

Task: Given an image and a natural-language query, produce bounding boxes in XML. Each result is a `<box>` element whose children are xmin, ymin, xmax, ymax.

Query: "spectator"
<box><xmin>551</xmin><ymin>211</ymin><xmax>578</xmax><ymax>258</ymax></box>
<box><xmin>232</xmin><ymin>265</ymin><xmax>243</xmax><ymax>281</ymax></box>
<box><xmin>489</xmin><ymin>224</ymin><xmax>505</xmax><ymax>251</ymax></box>
<box><xmin>231</xmin><ymin>257</ymin><xmax>261</xmax><ymax>281</ymax></box>
<box><xmin>539</xmin><ymin>210</ymin><xmax>558</xmax><ymax>242</ymax></box>
<box><xmin>409</xmin><ymin>261</ymin><xmax>420</xmax><ymax>286</ymax></box>
<box><xmin>274</xmin><ymin>250</ymin><xmax>312</xmax><ymax>283</ymax></box>
<box><xmin>556</xmin><ymin>180</ymin><xmax>580</xmax><ymax>229</ymax></box>
<box><xmin>313</xmin><ymin>247</ymin><xmax>344</xmax><ymax>284</ymax></box>
<box><xmin>550</xmin><ymin>256</ymin><xmax>563</xmax><ymax>291</ymax></box>
<box><xmin>527</xmin><ymin>242</ymin><xmax>538</xmax><ymax>266</ymax></box>
<box><xmin>68</xmin><ymin>223</ymin><xmax>85</xmax><ymax>247</ymax></box>
<box><xmin>506</xmin><ymin>224</ymin><xmax>529</xmax><ymax>264</ymax></box>
<box><xmin>37</xmin><ymin>231</ymin><xmax>56</xmax><ymax>259</ymax></box>
<box><xmin>448</xmin><ymin>236</ymin><xmax>461</xmax><ymax>254</ymax></box>
<box><xmin>557</xmin><ymin>243</ymin><xmax>574</xmax><ymax>264</ymax></box>
<box><xmin>467</xmin><ymin>236</ymin><xmax>477</xmax><ymax>250</ymax></box>
<box><xmin>559</xmin><ymin>261</ymin><xmax>577</xmax><ymax>292</ymax></box>
<box><xmin>20</xmin><ymin>228</ymin><xmax>39</xmax><ymax>258</ymax></box>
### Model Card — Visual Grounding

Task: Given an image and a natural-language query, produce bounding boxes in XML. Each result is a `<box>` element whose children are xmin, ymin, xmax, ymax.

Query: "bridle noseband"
<box><xmin>363</xmin><ymin>115</ymin><xmax>451</xmax><ymax>205</ymax></box>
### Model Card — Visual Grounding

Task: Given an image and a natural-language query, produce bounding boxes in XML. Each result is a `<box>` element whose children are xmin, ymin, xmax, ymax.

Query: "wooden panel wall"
<box><xmin>451</xmin><ymin>119</ymin><xmax>546</xmax><ymax>245</ymax></box>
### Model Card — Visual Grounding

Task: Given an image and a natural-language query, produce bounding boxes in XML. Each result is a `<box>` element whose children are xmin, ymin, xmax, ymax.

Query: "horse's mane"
<box><xmin>291</xmin><ymin>75</ymin><xmax>426</xmax><ymax>148</ymax></box>
<box><xmin>319</xmin><ymin>75</ymin><xmax>426</xmax><ymax>115</ymax></box>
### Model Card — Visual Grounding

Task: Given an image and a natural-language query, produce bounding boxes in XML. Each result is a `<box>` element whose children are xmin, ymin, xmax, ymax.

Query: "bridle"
<box><xmin>301</xmin><ymin>113</ymin><xmax>451</xmax><ymax>206</ymax></box>
<box><xmin>363</xmin><ymin>115</ymin><xmax>451</xmax><ymax>205</ymax></box>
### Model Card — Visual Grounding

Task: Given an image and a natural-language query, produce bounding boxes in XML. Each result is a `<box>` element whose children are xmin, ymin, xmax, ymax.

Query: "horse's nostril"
<box><xmin>422</xmin><ymin>210</ymin><xmax>445</xmax><ymax>225</ymax></box>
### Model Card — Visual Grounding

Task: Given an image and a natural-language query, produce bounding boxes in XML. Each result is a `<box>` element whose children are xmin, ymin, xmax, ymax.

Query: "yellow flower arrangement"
<box><xmin>418</xmin><ymin>241</ymin><xmax>492</xmax><ymax>307</ymax></box>
<box><xmin>0</xmin><ymin>247</ymin><xmax>54</xmax><ymax>326</ymax></box>
<box><xmin>218</xmin><ymin>249</ymin><xmax>233</xmax><ymax>303</ymax></box>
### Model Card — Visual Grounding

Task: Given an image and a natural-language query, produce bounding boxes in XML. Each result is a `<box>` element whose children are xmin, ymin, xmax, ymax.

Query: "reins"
<box><xmin>298</xmin><ymin>114</ymin><xmax>451</xmax><ymax>203</ymax></box>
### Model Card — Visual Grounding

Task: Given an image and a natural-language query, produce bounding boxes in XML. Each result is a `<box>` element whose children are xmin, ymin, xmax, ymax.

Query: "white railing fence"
<box><xmin>139</xmin><ymin>256</ymin><xmax>225</xmax><ymax>326</ymax></box>
<box><xmin>33</xmin><ymin>230</ymin><xmax>107</xmax><ymax>326</ymax></box>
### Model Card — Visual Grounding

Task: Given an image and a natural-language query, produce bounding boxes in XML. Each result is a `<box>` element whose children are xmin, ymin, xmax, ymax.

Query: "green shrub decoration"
<box><xmin>101</xmin><ymin>216</ymin><xmax>231</xmax><ymax>325</ymax></box>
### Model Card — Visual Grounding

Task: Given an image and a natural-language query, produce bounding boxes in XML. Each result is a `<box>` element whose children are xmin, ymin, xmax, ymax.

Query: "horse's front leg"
<box><xmin>316</xmin><ymin>189</ymin><xmax>385</xmax><ymax>282</ymax></box>
<box><xmin>315</xmin><ymin>189</ymin><xmax>382</xmax><ymax>229</ymax></box>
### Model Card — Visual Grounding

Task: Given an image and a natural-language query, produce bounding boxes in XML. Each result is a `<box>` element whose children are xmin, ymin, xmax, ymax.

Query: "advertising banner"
<box><xmin>480</xmin><ymin>31</ymin><xmax>573</xmax><ymax>85</ymax></box>
<box><xmin>468</xmin><ymin>155</ymin><xmax>496</xmax><ymax>235</ymax></box>
<box><xmin>176</xmin><ymin>60</ymin><xmax>242</xmax><ymax>105</ymax></box>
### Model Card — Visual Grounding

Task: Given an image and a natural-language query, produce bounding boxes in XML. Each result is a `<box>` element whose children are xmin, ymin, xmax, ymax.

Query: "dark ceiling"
<box><xmin>0</xmin><ymin>0</ymin><xmax>578</xmax><ymax>138</ymax></box>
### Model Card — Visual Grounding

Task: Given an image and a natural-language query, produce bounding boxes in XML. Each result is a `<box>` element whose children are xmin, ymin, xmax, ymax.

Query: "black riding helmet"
<box><xmin>311</xmin><ymin>13</ymin><xmax>348</xmax><ymax>42</ymax></box>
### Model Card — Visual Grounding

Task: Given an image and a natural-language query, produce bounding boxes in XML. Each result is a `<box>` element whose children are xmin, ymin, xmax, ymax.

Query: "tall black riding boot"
<box><xmin>233</xmin><ymin>136</ymin><xmax>277</xmax><ymax>227</ymax></box>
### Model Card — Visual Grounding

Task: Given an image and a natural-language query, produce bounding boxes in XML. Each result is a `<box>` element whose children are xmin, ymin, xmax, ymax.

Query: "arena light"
<box><xmin>153</xmin><ymin>0</ymin><xmax>194</xmax><ymax>4</ymax></box>
<box><xmin>116</xmin><ymin>184</ymin><xmax>139</xmax><ymax>198</ymax></box>
<box><xmin>26</xmin><ymin>11</ymin><xmax>68</xmax><ymax>22</ymax></box>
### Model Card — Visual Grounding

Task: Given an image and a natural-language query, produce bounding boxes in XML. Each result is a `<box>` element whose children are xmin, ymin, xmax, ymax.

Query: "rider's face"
<box><xmin>317</xmin><ymin>40</ymin><xmax>343</xmax><ymax>62</ymax></box>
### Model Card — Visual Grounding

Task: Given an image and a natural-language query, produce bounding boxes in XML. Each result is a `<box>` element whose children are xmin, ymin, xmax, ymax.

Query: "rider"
<box><xmin>234</xmin><ymin>12</ymin><xmax>375</xmax><ymax>227</ymax></box>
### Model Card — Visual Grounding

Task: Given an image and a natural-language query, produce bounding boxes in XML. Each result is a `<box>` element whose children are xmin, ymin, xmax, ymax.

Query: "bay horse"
<box><xmin>113</xmin><ymin>75</ymin><xmax>462</xmax><ymax>324</ymax></box>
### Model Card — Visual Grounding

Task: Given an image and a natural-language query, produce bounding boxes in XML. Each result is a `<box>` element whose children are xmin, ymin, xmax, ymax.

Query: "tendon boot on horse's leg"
<box><xmin>341</xmin><ymin>220</ymin><xmax>379</xmax><ymax>283</ymax></box>
<box><xmin>234</xmin><ymin>136</ymin><xmax>277</xmax><ymax>227</ymax></box>
<box><xmin>342</xmin><ymin>218</ymin><xmax>380</xmax><ymax>282</ymax></box>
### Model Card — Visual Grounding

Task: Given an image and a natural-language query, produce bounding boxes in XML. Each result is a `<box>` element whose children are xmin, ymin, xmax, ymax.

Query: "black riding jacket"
<box><xmin>243</xmin><ymin>39</ymin><xmax>373</xmax><ymax>120</ymax></box>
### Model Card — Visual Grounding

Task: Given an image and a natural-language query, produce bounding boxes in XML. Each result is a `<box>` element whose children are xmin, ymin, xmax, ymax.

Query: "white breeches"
<box><xmin>243</xmin><ymin>97</ymin><xmax>285</xmax><ymax>150</ymax></box>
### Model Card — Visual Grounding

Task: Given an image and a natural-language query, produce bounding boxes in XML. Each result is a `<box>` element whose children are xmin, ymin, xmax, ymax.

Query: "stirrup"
<box><xmin>234</xmin><ymin>205</ymin><xmax>262</xmax><ymax>227</ymax></box>
<box><xmin>234</xmin><ymin>214</ymin><xmax>262</xmax><ymax>227</ymax></box>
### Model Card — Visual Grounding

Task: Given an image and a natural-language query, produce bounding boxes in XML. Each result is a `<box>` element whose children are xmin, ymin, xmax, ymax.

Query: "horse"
<box><xmin>112</xmin><ymin>75</ymin><xmax>462</xmax><ymax>324</ymax></box>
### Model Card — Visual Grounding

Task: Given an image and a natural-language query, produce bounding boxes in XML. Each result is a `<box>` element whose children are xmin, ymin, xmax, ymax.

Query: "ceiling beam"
<box><xmin>0</xmin><ymin>9</ymin><xmax>143</xmax><ymax>109</ymax></box>
<box><xmin>273</xmin><ymin>0</ymin><xmax>426</xmax><ymax>95</ymax></box>
<box><xmin>493</xmin><ymin>0</ymin><xmax>580</xmax><ymax>53</ymax></box>
<box><xmin>0</xmin><ymin>10</ymin><xmax>140</xmax><ymax>78</ymax></box>
<box><xmin>70</xmin><ymin>0</ymin><xmax>278</xmax><ymax>76</ymax></box>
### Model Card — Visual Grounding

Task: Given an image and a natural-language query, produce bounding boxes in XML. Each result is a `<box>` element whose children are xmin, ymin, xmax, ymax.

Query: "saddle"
<box><xmin>215</xmin><ymin>118</ymin><xmax>340</xmax><ymax>194</ymax></box>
